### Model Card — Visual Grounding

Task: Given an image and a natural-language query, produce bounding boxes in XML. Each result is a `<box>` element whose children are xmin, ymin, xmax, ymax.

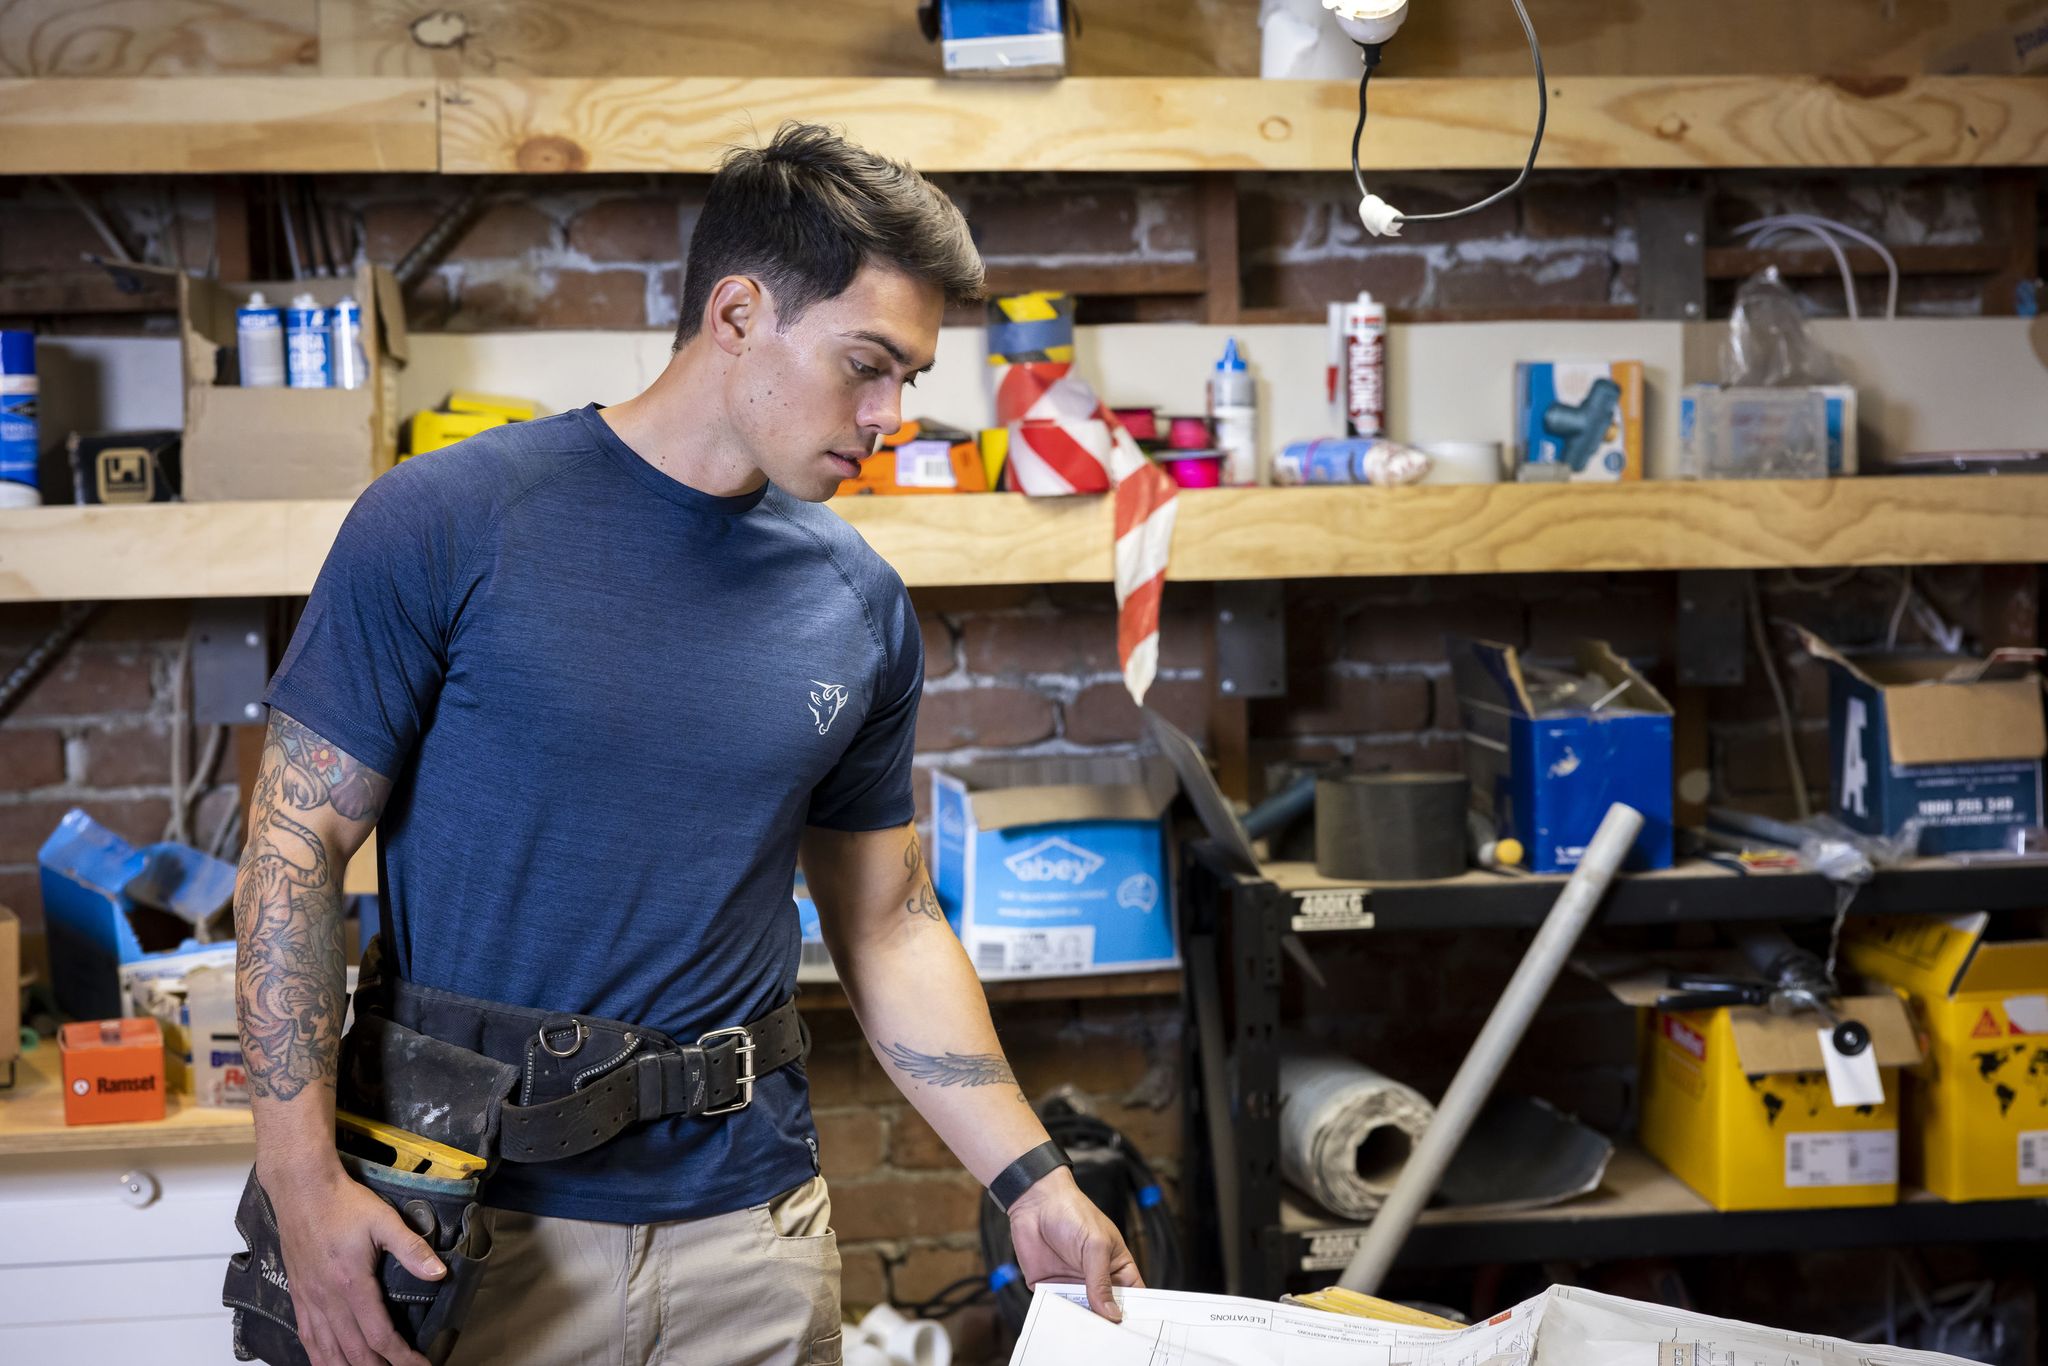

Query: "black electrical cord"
<box><xmin>969</xmin><ymin>1101</ymin><xmax>1185</xmax><ymax>1333</ymax></box>
<box><xmin>1350</xmin><ymin>0</ymin><xmax>1548</xmax><ymax>228</ymax></box>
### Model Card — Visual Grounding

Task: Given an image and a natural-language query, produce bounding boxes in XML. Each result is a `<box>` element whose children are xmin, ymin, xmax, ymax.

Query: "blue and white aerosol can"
<box><xmin>235</xmin><ymin>291</ymin><xmax>286</xmax><ymax>388</ymax></box>
<box><xmin>328</xmin><ymin>296</ymin><xmax>369</xmax><ymax>391</ymax></box>
<box><xmin>284</xmin><ymin>293</ymin><xmax>331</xmax><ymax>389</ymax></box>
<box><xmin>0</xmin><ymin>330</ymin><xmax>38</xmax><ymax>508</ymax></box>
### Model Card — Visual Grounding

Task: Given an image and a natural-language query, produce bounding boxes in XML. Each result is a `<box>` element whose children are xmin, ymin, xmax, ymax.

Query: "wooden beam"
<box><xmin>0</xmin><ymin>77</ymin><xmax>439</xmax><ymax>173</ymax></box>
<box><xmin>0</xmin><ymin>269</ymin><xmax>179</xmax><ymax>315</ymax></box>
<box><xmin>980</xmin><ymin>262</ymin><xmax>1207</xmax><ymax>298</ymax></box>
<box><xmin>1200</xmin><ymin>175</ymin><xmax>1241</xmax><ymax>325</ymax></box>
<box><xmin>12</xmin><ymin>480</ymin><xmax>2048</xmax><ymax>601</ymax></box>
<box><xmin>436</xmin><ymin>75</ymin><xmax>2048</xmax><ymax>175</ymax></box>
<box><xmin>0</xmin><ymin>1</ymin><xmax>318</xmax><ymax>78</ymax></box>
<box><xmin>1703</xmin><ymin>242</ymin><xmax>2013</xmax><ymax>280</ymax></box>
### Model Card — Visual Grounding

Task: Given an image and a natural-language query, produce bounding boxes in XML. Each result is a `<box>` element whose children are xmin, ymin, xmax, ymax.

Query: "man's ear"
<box><xmin>706</xmin><ymin>275</ymin><xmax>766</xmax><ymax>358</ymax></box>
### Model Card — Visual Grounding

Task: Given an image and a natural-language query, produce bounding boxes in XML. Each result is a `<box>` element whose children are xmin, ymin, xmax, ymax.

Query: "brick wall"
<box><xmin>3</xmin><ymin>168</ymin><xmax>2023</xmax><ymax>335</ymax></box>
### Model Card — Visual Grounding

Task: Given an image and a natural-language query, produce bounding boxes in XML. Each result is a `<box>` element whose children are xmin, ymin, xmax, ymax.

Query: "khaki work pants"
<box><xmin>444</xmin><ymin>1176</ymin><xmax>843</xmax><ymax>1366</ymax></box>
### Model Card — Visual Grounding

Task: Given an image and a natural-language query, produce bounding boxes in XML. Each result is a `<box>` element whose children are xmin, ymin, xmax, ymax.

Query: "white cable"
<box><xmin>1886</xmin><ymin>567</ymin><xmax>1914</xmax><ymax>650</ymax></box>
<box><xmin>1736</xmin><ymin>214</ymin><xmax>1900</xmax><ymax>320</ymax></box>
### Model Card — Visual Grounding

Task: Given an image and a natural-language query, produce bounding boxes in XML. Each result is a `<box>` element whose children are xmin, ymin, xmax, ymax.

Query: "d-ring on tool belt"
<box><xmin>223</xmin><ymin>937</ymin><xmax>809</xmax><ymax>1365</ymax></box>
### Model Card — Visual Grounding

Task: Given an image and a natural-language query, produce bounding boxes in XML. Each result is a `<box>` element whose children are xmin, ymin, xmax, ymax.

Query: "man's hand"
<box><xmin>1006</xmin><ymin>1168</ymin><xmax>1144</xmax><ymax>1322</ymax></box>
<box><xmin>264</xmin><ymin>1159</ymin><xmax>446</xmax><ymax>1366</ymax></box>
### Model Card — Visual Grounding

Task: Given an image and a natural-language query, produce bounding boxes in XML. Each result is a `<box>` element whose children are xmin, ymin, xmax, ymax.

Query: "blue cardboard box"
<box><xmin>931</xmin><ymin>757</ymin><xmax>1178</xmax><ymax>979</ymax></box>
<box><xmin>791</xmin><ymin>871</ymin><xmax>836</xmax><ymax>984</ymax></box>
<box><xmin>39</xmin><ymin>808</ymin><xmax>239</xmax><ymax>1020</ymax></box>
<box><xmin>1452</xmin><ymin>637</ymin><xmax>1674</xmax><ymax>873</ymax></box>
<box><xmin>1512</xmin><ymin>361</ymin><xmax>1644</xmax><ymax>481</ymax></box>
<box><xmin>1802</xmin><ymin>632</ymin><xmax>2045</xmax><ymax>855</ymax></box>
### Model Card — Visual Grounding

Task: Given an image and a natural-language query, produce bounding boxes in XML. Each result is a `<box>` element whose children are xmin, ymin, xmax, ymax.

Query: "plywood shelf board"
<box><xmin>0</xmin><ymin>1044</ymin><xmax>253</xmax><ymax>1157</ymax></box>
<box><xmin>7</xmin><ymin>478</ymin><xmax>2048</xmax><ymax>603</ymax></box>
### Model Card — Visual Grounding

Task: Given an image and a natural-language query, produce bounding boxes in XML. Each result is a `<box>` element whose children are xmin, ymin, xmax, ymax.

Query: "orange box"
<box><xmin>60</xmin><ymin>1017</ymin><xmax>168</xmax><ymax>1125</ymax></box>
<box><xmin>836</xmin><ymin>420</ymin><xmax>988</xmax><ymax>496</ymax></box>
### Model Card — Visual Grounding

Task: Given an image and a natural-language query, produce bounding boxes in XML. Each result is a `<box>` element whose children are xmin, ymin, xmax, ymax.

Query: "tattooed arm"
<box><xmin>801</xmin><ymin>823</ymin><xmax>1140</xmax><ymax>1319</ymax></box>
<box><xmin>235</xmin><ymin>711</ymin><xmax>442</xmax><ymax>1366</ymax></box>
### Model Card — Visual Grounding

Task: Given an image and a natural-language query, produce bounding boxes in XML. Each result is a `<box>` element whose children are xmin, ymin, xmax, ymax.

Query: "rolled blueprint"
<box><xmin>1278</xmin><ymin>1052</ymin><xmax>1435</xmax><ymax>1221</ymax></box>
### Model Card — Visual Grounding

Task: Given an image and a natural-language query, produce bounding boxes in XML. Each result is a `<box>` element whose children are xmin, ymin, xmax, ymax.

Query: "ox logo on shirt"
<box><xmin>808</xmin><ymin>680</ymin><xmax>850</xmax><ymax>735</ymax></box>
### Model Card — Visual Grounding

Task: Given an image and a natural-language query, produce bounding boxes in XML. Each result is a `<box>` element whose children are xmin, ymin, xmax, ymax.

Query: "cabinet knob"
<box><xmin>117</xmin><ymin>1168</ymin><xmax>160</xmax><ymax>1208</ymax></box>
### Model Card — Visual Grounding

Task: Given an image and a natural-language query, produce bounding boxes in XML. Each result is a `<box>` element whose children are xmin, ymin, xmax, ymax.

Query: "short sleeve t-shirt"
<box><xmin>265</xmin><ymin>404</ymin><xmax>923</xmax><ymax>1223</ymax></box>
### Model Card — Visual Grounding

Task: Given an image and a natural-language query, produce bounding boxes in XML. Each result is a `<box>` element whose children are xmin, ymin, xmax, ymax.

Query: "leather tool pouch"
<box><xmin>223</xmin><ymin>1016</ymin><xmax>517</xmax><ymax>1365</ymax></box>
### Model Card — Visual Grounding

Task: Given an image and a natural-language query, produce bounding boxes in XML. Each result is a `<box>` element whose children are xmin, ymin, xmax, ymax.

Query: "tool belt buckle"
<box><xmin>697</xmin><ymin>1025</ymin><xmax>756</xmax><ymax>1115</ymax></box>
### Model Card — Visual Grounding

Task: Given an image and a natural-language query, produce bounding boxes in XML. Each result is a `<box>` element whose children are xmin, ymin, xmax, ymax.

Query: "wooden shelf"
<box><xmin>0</xmin><ymin>1043</ymin><xmax>253</xmax><ymax>1158</ymax></box>
<box><xmin>2</xmin><ymin>75</ymin><xmax>2042</xmax><ymax>176</ymax></box>
<box><xmin>7</xmin><ymin>478</ymin><xmax>2048</xmax><ymax>602</ymax></box>
<box><xmin>0</xmin><ymin>77</ymin><xmax>440</xmax><ymax>174</ymax></box>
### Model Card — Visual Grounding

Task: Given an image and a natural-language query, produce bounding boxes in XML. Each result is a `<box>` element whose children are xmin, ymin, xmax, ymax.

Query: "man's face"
<box><xmin>728</xmin><ymin>263</ymin><xmax>945</xmax><ymax>502</ymax></box>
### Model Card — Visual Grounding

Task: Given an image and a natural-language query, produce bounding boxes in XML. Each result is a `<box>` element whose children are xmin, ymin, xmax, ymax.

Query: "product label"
<box><xmin>1345</xmin><ymin>328</ymin><xmax>1384</xmax><ymax>438</ymax></box>
<box><xmin>2021</xmin><ymin>1131</ymin><xmax>2048</xmax><ymax>1186</ymax></box>
<box><xmin>966</xmin><ymin>926</ymin><xmax>1094</xmax><ymax>977</ymax></box>
<box><xmin>895</xmin><ymin>441</ymin><xmax>956</xmax><ymax>489</ymax></box>
<box><xmin>1785</xmin><ymin>1130</ymin><xmax>1897</xmax><ymax>1188</ymax></box>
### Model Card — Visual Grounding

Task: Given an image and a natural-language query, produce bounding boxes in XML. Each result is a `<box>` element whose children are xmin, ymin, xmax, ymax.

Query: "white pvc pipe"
<box><xmin>1337</xmin><ymin>802</ymin><xmax>1645</xmax><ymax>1295</ymax></box>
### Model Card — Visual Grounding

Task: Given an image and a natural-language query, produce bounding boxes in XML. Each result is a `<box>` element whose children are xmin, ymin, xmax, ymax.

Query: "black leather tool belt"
<box><xmin>225</xmin><ymin>938</ymin><xmax>808</xmax><ymax>1365</ymax></box>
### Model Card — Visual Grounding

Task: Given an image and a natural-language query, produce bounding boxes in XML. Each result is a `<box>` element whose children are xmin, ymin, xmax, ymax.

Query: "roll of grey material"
<box><xmin>1278</xmin><ymin>1052</ymin><xmax>1434</xmax><ymax>1221</ymax></box>
<box><xmin>1315</xmin><ymin>773</ymin><xmax>1469</xmax><ymax>881</ymax></box>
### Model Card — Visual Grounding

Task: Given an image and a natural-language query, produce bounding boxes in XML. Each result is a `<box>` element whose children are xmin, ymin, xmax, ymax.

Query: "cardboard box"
<box><xmin>1843</xmin><ymin>911</ymin><xmax>2048</xmax><ymax>1200</ymax></box>
<box><xmin>931</xmin><ymin>757</ymin><xmax>1178</xmax><ymax>979</ymax></box>
<box><xmin>0</xmin><ymin>906</ymin><xmax>18</xmax><ymax>1080</ymax></box>
<box><xmin>1452</xmin><ymin>637</ymin><xmax>1674</xmax><ymax>873</ymax></box>
<box><xmin>1801</xmin><ymin>631</ymin><xmax>2045</xmax><ymax>855</ymax></box>
<box><xmin>1513</xmin><ymin>361</ymin><xmax>1644</xmax><ymax>481</ymax></box>
<box><xmin>39</xmin><ymin>808</ymin><xmax>238</xmax><ymax>1020</ymax></box>
<box><xmin>1640</xmin><ymin>995</ymin><xmax>1919</xmax><ymax>1210</ymax></box>
<box><xmin>1929</xmin><ymin>6</ymin><xmax>2048</xmax><ymax>74</ymax></box>
<box><xmin>179</xmin><ymin>265</ymin><xmax>408</xmax><ymax>501</ymax></box>
<box><xmin>59</xmin><ymin>1017</ymin><xmax>168</xmax><ymax>1126</ymax></box>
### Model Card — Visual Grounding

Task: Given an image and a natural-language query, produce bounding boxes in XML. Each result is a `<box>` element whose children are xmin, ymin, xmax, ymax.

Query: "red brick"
<box><xmin>914</xmin><ymin>687</ymin><xmax>1055</xmax><ymax>752</ymax></box>
<box><xmin>961</xmin><ymin>183</ymin><xmax>1140</xmax><ymax>261</ymax></box>
<box><xmin>921</xmin><ymin>614</ymin><xmax>956</xmax><ymax>680</ymax></box>
<box><xmin>79</xmin><ymin>720</ymin><xmax>173</xmax><ymax>787</ymax></box>
<box><xmin>0</xmin><ymin>604</ymin><xmax>62</xmax><ymax>650</ymax></box>
<box><xmin>1000</xmin><ymin>1019</ymin><xmax>1152</xmax><ymax>1097</ymax></box>
<box><xmin>1432</xmin><ymin>250</ymin><xmax>1613</xmax><ymax>312</ymax></box>
<box><xmin>805</xmin><ymin>1040</ymin><xmax>905</xmax><ymax>1107</ymax></box>
<box><xmin>1243</xmin><ymin>250</ymin><xmax>1431</xmax><ymax>315</ymax></box>
<box><xmin>1351</xmin><ymin>735</ymin><xmax>1462</xmax><ymax>774</ymax></box>
<box><xmin>362</xmin><ymin>199</ymin><xmax>445</xmax><ymax>263</ymax></box>
<box><xmin>9</xmin><ymin>648</ymin><xmax>155</xmax><ymax>720</ymax></box>
<box><xmin>1346</xmin><ymin>598</ymin><xmax>1524</xmax><ymax>664</ymax></box>
<box><xmin>0</xmin><ymin>728</ymin><xmax>65</xmax><ymax>789</ymax></box>
<box><xmin>816</xmin><ymin>1109</ymin><xmax>887</xmax><ymax>1180</ymax></box>
<box><xmin>830</xmin><ymin>1173</ymin><xmax>985</xmax><ymax>1241</ymax></box>
<box><xmin>1241</xmin><ymin>182</ymin><xmax>1334</xmax><ymax>258</ymax></box>
<box><xmin>910</xmin><ymin>587</ymin><xmax>1039</xmax><ymax>616</ymax></box>
<box><xmin>1525</xmin><ymin>585</ymin><xmax>1672</xmax><ymax>663</ymax></box>
<box><xmin>84</xmin><ymin>601</ymin><xmax>188</xmax><ymax>643</ymax></box>
<box><xmin>1062</xmin><ymin>678</ymin><xmax>1208</xmax><ymax>747</ymax></box>
<box><xmin>1269</xmin><ymin>672</ymin><xmax>1431</xmax><ymax>737</ymax></box>
<box><xmin>0</xmin><ymin>206</ymin><xmax>102</xmax><ymax>274</ymax></box>
<box><xmin>961</xmin><ymin>615</ymin><xmax>1118</xmax><ymax>677</ymax></box>
<box><xmin>567</xmin><ymin>197</ymin><xmax>681</xmax><ymax>263</ymax></box>
<box><xmin>459</xmin><ymin>268</ymin><xmax>651</xmax><ymax>330</ymax></box>
<box><xmin>0</xmin><ymin>867</ymin><xmax>41</xmax><ymax>928</ymax></box>
<box><xmin>840</xmin><ymin>1247</ymin><xmax>889</xmax><ymax>1309</ymax></box>
<box><xmin>892</xmin><ymin>1245</ymin><xmax>984</xmax><ymax>1304</ymax></box>
<box><xmin>448</xmin><ymin>202</ymin><xmax>556</xmax><ymax>261</ymax></box>
<box><xmin>1088</xmin><ymin>1098</ymin><xmax>1183</xmax><ymax>1167</ymax></box>
<box><xmin>406</xmin><ymin>272</ymin><xmax>457</xmax><ymax>331</ymax></box>
<box><xmin>1714</xmin><ymin>725</ymin><xmax>1831</xmax><ymax>799</ymax></box>
<box><xmin>0</xmin><ymin>798</ymin><xmax>170</xmax><ymax>863</ymax></box>
<box><xmin>889</xmin><ymin>1108</ymin><xmax>954</xmax><ymax>1170</ymax></box>
<box><xmin>1520</xmin><ymin>179</ymin><xmax>1620</xmax><ymax>240</ymax></box>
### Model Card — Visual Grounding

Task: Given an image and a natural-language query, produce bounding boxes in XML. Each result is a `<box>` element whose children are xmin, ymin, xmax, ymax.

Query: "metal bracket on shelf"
<box><xmin>188</xmin><ymin>599</ymin><xmax>271</xmax><ymax>726</ymax></box>
<box><xmin>1677</xmin><ymin>570</ymin><xmax>1749</xmax><ymax>687</ymax></box>
<box><xmin>1637</xmin><ymin>190</ymin><xmax>1708</xmax><ymax>322</ymax></box>
<box><xmin>1215</xmin><ymin>581</ymin><xmax>1284</xmax><ymax>699</ymax></box>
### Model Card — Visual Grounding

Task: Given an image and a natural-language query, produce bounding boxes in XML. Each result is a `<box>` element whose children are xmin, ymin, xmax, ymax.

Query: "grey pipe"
<box><xmin>1337</xmin><ymin>801</ymin><xmax>1645</xmax><ymax>1294</ymax></box>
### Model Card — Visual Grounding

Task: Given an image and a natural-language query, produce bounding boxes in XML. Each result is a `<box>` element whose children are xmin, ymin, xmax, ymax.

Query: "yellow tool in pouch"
<box><xmin>337</xmin><ymin>1111</ymin><xmax>487</xmax><ymax>1180</ymax></box>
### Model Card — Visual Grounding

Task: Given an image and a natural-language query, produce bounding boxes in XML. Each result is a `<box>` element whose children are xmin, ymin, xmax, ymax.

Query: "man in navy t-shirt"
<box><xmin>232</xmin><ymin>123</ymin><xmax>1139</xmax><ymax>1366</ymax></box>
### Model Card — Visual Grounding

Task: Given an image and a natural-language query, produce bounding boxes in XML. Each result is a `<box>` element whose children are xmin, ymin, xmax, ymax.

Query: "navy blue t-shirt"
<box><xmin>265</xmin><ymin>404</ymin><xmax>922</xmax><ymax>1223</ymax></box>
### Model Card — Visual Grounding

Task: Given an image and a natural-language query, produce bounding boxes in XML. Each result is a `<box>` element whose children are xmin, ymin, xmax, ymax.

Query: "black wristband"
<box><xmin>990</xmin><ymin>1139</ymin><xmax>1073</xmax><ymax>1213</ymax></box>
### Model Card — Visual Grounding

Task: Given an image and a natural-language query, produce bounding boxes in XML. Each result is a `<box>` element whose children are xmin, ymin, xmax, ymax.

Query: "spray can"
<box><xmin>1275</xmin><ymin>438</ymin><xmax>1373</xmax><ymax>485</ymax></box>
<box><xmin>284</xmin><ymin>293</ymin><xmax>331</xmax><ymax>389</ymax></box>
<box><xmin>1208</xmin><ymin>337</ymin><xmax>1259</xmax><ymax>485</ymax></box>
<box><xmin>235</xmin><ymin>291</ymin><xmax>286</xmax><ymax>388</ymax></box>
<box><xmin>1342</xmin><ymin>290</ymin><xmax>1387</xmax><ymax>438</ymax></box>
<box><xmin>329</xmin><ymin>296</ymin><xmax>368</xmax><ymax>391</ymax></box>
<box><xmin>0</xmin><ymin>331</ymin><xmax>37</xmax><ymax>508</ymax></box>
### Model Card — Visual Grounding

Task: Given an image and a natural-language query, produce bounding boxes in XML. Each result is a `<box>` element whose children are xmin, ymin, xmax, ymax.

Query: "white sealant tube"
<box><xmin>1337</xmin><ymin>801</ymin><xmax>1646</xmax><ymax>1295</ymax></box>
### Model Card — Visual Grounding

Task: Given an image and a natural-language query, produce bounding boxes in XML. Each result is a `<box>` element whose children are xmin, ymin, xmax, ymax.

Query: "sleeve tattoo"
<box><xmin>902</xmin><ymin>829</ymin><xmax>945</xmax><ymax>923</ymax></box>
<box><xmin>233</xmin><ymin>714</ymin><xmax>390</xmax><ymax>1102</ymax></box>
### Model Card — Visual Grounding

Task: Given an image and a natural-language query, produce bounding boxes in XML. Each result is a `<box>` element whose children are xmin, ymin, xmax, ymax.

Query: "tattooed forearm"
<box><xmin>877</xmin><ymin>1041</ymin><xmax>1021</xmax><ymax>1092</ymax></box>
<box><xmin>234</xmin><ymin>713</ymin><xmax>389</xmax><ymax>1103</ymax></box>
<box><xmin>902</xmin><ymin>830</ymin><xmax>946</xmax><ymax>923</ymax></box>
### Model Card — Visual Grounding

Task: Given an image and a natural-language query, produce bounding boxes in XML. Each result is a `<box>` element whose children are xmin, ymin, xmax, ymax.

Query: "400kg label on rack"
<box><xmin>1289</xmin><ymin>889</ymin><xmax>1375</xmax><ymax>933</ymax></box>
<box><xmin>1298</xmin><ymin>1229</ymin><xmax>1365</xmax><ymax>1272</ymax></box>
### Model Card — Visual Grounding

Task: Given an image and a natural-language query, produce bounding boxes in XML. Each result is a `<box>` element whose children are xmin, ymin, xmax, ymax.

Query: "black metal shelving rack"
<box><xmin>1180</xmin><ymin>839</ymin><xmax>2048</xmax><ymax>1301</ymax></box>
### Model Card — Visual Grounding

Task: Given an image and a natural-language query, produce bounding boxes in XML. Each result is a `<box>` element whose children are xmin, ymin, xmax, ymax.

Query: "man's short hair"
<box><xmin>674</xmin><ymin>122</ymin><xmax>984</xmax><ymax>348</ymax></box>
